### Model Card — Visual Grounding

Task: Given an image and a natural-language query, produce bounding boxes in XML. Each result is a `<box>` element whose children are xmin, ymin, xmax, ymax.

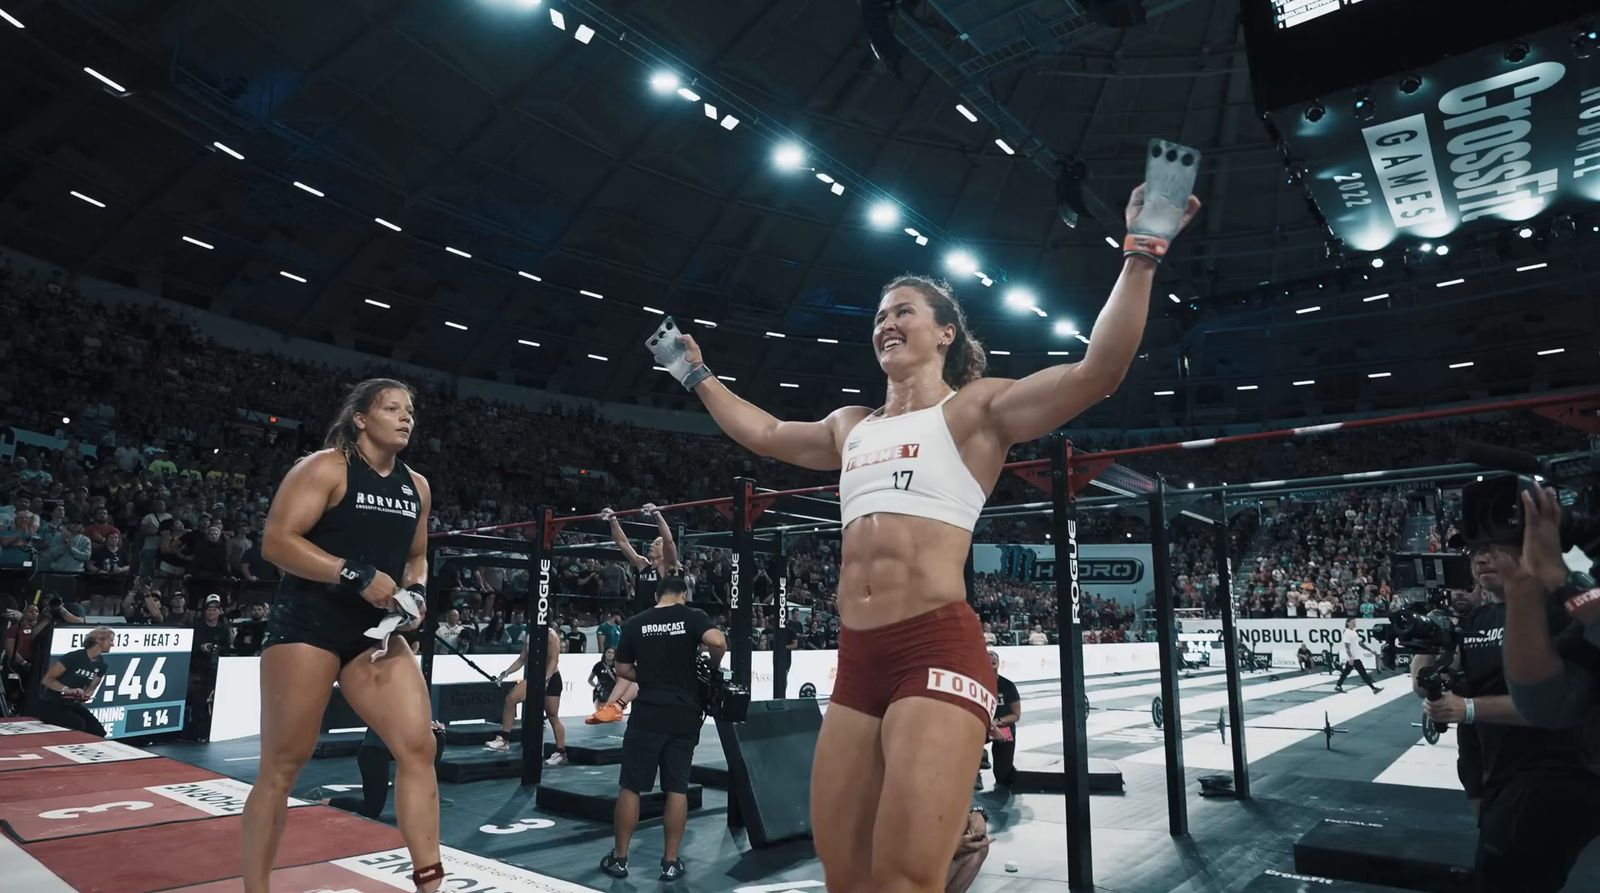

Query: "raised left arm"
<box><xmin>983</xmin><ymin>258</ymin><xmax>1157</xmax><ymax>445</ymax></box>
<box><xmin>654</xmin><ymin>507</ymin><xmax>680</xmax><ymax>573</ymax></box>
<box><xmin>984</xmin><ymin>185</ymin><xmax>1199</xmax><ymax>445</ymax></box>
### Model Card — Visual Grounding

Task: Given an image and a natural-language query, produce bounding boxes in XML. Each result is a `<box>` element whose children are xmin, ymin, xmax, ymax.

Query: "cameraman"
<box><xmin>1410</xmin><ymin>504</ymin><xmax>1600</xmax><ymax>893</ymax></box>
<box><xmin>1495</xmin><ymin>486</ymin><xmax>1600</xmax><ymax>889</ymax></box>
<box><xmin>599</xmin><ymin>576</ymin><xmax>725</xmax><ymax>883</ymax></box>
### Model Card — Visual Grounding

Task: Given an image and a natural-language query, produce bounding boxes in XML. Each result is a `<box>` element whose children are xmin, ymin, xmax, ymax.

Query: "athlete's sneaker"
<box><xmin>599</xmin><ymin>853</ymin><xmax>628</xmax><ymax>878</ymax></box>
<box><xmin>587</xmin><ymin>703</ymin><xmax>625</xmax><ymax>724</ymax></box>
<box><xmin>545</xmin><ymin>750</ymin><xmax>569</xmax><ymax>766</ymax></box>
<box><xmin>1370</xmin><ymin>685</ymin><xmax>1383</xmax><ymax>694</ymax></box>
<box><xmin>1333</xmin><ymin>686</ymin><xmax>1345</xmax><ymax>694</ymax></box>
<box><xmin>659</xmin><ymin>859</ymin><xmax>685</xmax><ymax>881</ymax></box>
<box><xmin>484</xmin><ymin>736</ymin><xmax>510</xmax><ymax>752</ymax></box>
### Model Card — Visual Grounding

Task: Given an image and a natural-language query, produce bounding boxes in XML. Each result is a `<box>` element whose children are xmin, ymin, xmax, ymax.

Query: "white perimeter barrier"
<box><xmin>210</xmin><ymin>643</ymin><xmax>1160</xmax><ymax>741</ymax></box>
<box><xmin>1178</xmin><ymin>618</ymin><xmax>1391</xmax><ymax>668</ymax></box>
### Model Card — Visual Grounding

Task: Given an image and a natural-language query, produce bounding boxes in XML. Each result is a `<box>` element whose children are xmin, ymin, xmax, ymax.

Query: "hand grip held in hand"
<box><xmin>646</xmin><ymin>318</ymin><xmax>713</xmax><ymax>391</ymax></box>
<box><xmin>1125</xmin><ymin>139</ymin><xmax>1202</xmax><ymax>261</ymax></box>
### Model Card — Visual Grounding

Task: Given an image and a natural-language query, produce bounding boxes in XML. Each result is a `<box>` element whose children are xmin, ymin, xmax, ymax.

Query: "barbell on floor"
<box><xmin>1212</xmin><ymin>708</ymin><xmax>1350</xmax><ymax>751</ymax></box>
<box><xmin>1079</xmin><ymin>695</ymin><xmax>1166</xmax><ymax>729</ymax></box>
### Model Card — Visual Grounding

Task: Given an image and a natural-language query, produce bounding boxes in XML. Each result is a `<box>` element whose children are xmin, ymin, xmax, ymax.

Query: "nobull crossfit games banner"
<box><xmin>1179</xmin><ymin>617</ymin><xmax>1390</xmax><ymax>667</ymax></box>
<box><xmin>1246</xmin><ymin>4</ymin><xmax>1600</xmax><ymax>251</ymax></box>
<box><xmin>971</xmin><ymin>544</ymin><xmax>1155</xmax><ymax>609</ymax></box>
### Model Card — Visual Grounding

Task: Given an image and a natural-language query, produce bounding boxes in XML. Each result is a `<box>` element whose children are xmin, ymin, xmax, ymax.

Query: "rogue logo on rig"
<box><xmin>537</xmin><ymin>558</ymin><xmax>551</xmax><ymax>626</ymax></box>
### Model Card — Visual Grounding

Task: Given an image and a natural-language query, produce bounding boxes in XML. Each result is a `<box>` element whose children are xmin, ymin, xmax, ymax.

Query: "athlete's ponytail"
<box><xmin>880</xmin><ymin>275</ymin><xmax>987</xmax><ymax>389</ymax></box>
<box><xmin>325</xmin><ymin>378</ymin><xmax>415</xmax><ymax>456</ymax></box>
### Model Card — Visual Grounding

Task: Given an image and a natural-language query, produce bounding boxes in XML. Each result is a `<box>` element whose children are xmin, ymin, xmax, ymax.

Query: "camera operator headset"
<box><xmin>1493</xmin><ymin>483</ymin><xmax>1600</xmax><ymax>893</ymax></box>
<box><xmin>1414</xmin><ymin>480</ymin><xmax>1600</xmax><ymax>893</ymax></box>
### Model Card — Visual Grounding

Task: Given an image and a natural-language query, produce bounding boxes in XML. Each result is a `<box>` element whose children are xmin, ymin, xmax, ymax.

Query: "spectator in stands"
<box><xmin>189</xmin><ymin>524</ymin><xmax>231</xmax><ymax>578</ymax></box>
<box><xmin>156</xmin><ymin>518</ymin><xmax>191</xmax><ymax>576</ymax></box>
<box><xmin>167</xmin><ymin>593</ymin><xmax>197</xmax><ymax>627</ymax></box>
<box><xmin>91</xmin><ymin>530</ymin><xmax>131</xmax><ymax>575</ymax></box>
<box><xmin>136</xmin><ymin>500</ymin><xmax>171</xmax><ymax>575</ymax></box>
<box><xmin>44</xmin><ymin>520</ymin><xmax>91</xmax><ymax>573</ymax></box>
<box><xmin>84</xmin><ymin>508</ymin><xmax>118</xmax><ymax>545</ymax></box>
<box><xmin>0</xmin><ymin>510</ymin><xmax>42</xmax><ymax>567</ymax></box>
<box><xmin>438</xmin><ymin>609</ymin><xmax>465</xmax><ymax>651</ymax></box>
<box><xmin>233</xmin><ymin>602</ymin><xmax>269</xmax><ymax>657</ymax></box>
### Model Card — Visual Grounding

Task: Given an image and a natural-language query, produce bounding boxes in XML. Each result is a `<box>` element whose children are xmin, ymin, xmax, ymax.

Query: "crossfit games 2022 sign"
<box><xmin>1269</xmin><ymin>24</ymin><xmax>1600</xmax><ymax>251</ymax></box>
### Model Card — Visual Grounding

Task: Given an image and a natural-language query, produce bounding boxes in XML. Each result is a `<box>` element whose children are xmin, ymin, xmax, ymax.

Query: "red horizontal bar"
<box><xmin>1003</xmin><ymin>388</ymin><xmax>1598</xmax><ymax>473</ymax></box>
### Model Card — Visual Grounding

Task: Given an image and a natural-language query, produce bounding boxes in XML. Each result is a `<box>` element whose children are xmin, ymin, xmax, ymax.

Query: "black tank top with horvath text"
<box><xmin>278</xmin><ymin>453</ymin><xmax>420</xmax><ymax>621</ymax></box>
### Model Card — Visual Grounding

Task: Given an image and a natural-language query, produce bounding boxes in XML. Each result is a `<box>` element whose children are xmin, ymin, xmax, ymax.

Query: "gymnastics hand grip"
<box><xmin>1124</xmin><ymin>139</ymin><xmax>1201</xmax><ymax>261</ymax></box>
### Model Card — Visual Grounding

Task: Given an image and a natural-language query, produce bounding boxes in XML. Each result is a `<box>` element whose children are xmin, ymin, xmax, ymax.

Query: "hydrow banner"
<box><xmin>1180</xmin><ymin>618</ymin><xmax>1391</xmax><ymax>667</ymax></box>
<box><xmin>971</xmin><ymin>543</ymin><xmax>1156</xmax><ymax>610</ymax></box>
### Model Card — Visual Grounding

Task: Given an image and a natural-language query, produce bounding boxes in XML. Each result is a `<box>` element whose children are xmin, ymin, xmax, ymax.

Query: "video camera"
<box><xmin>1371</xmin><ymin>582</ymin><xmax>1461</xmax><ymax>660</ymax></box>
<box><xmin>1458</xmin><ymin>442</ymin><xmax>1600</xmax><ymax>561</ymax></box>
<box><xmin>695</xmin><ymin>652</ymin><xmax>750</xmax><ymax>723</ymax></box>
<box><xmin>1370</xmin><ymin>588</ymin><xmax>1466</xmax><ymax>737</ymax></box>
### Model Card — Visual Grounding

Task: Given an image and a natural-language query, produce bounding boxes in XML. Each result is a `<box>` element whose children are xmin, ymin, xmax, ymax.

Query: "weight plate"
<box><xmin>1151</xmin><ymin>696</ymin><xmax>1163</xmax><ymax>729</ymax></box>
<box><xmin>1422</xmin><ymin>714</ymin><xmax>1440</xmax><ymax>745</ymax></box>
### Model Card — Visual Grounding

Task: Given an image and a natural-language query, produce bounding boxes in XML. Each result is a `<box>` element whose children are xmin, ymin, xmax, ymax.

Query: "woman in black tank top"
<box><xmin>240</xmin><ymin>379</ymin><xmax>444</xmax><ymax>893</ymax></box>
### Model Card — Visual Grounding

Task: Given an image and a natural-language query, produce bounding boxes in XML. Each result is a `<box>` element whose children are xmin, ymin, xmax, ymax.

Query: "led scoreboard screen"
<box><xmin>48</xmin><ymin>626</ymin><xmax>192</xmax><ymax>739</ymax></box>
<box><xmin>1272</xmin><ymin>0</ymin><xmax>1376</xmax><ymax>30</ymax></box>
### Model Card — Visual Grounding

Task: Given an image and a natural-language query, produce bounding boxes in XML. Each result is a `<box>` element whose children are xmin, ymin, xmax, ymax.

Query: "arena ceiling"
<box><xmin>1</xmin><ymin>0</ymin><xmax>1596</xmax><ymax>430</ymax></box>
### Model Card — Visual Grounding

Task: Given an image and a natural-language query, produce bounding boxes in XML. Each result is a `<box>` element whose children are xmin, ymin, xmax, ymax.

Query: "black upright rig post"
<box><xmin>1214</xmin><ymin>488</ymin><xmax>1250</xmax><ymax>798</ymax></box>
<box><xmin>521</xmin><ymin>505</ymin><xmax>554</xmax><ymax>788</ymax></box>
<box><xmin>729</xmin><ymin>478</ymin><xmax>755</xmax><ymax>691</ymax></box>
<box><xmin>1050</xmin><ymin>436</ymin><xmax>1094</xmax><ymax>889</ymax></box>
<box><xmin>1150</xmin><ymin>479</ymin><xmax>1188</xmax><ymax>836</ymax></box>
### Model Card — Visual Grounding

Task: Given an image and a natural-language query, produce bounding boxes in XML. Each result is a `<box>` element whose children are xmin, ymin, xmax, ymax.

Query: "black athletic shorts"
<box><xmin>263</xmin><ymin>591</ymin><xmax>384</xmax><ymax>666</ymax></box>
<box><xmin>545</xmin><ymin>672</ymin><xmax>563</xmax><ymax>699</ymax></box>
<box><xmin>618</xmin><ymin>722</ymin><xmax>700</xmax><ymax>795</ymax></box>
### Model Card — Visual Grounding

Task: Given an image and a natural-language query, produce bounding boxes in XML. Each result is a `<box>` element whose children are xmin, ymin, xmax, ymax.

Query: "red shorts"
<box><xmin>831</xmin><ymin>601</ymin><xmax>996</xmax><ymax>730</ymax></box>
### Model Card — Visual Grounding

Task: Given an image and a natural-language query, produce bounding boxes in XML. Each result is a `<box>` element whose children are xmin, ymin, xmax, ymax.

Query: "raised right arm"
<box><xmin>693</xmin><ymin>378</ymin><xmax>851</xmax><ymax>471</ymax></box>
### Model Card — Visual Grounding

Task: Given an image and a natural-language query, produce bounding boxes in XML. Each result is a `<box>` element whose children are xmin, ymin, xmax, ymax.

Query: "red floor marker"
<box><xmin>0</xmin><ymin>756</ymin><xmax>213</xmax><ymax>802</ymax></box>
<box><xmin>23</xmin><ymin>807</ymin><xmax>405</xmax><ymax>893</ymax></box>
<box><xmin>1</xmin><ymin>777</ymin><xmax>310</xmax><ymax>842</ymax></box>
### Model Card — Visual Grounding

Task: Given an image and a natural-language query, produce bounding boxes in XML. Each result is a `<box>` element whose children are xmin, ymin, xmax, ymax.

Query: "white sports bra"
<box><xmin>837</xmin><ymin>392</ymin><xmax>988</xmax><ymax>532</ymax></box>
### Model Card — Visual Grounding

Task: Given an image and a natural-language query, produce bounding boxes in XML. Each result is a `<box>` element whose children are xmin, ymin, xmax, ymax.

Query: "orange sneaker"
<box><xmin>595</xmin><ymin>703</ymin><xmax>625</xmax><ymax>724</ymax></box>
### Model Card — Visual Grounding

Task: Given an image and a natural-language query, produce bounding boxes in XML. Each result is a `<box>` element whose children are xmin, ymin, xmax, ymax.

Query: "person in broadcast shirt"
<box><xmin>1411</xmin><ymin>534</ymin><xmax>1600</xmax><ymax>893</ymax></box>
<box><xmin>590</xmin><ymin>504</ymin><xmax>676</xmax><ymax>724</ymax></box>
<box><xmin>35</xmin><ymin>627</ymin><xmax>114</xmax><ymax>736</ymax></box>
<box><xmin>600</xmin><ymin>576</ymin><xmax>726</xmax><ymax>882</ymax></box>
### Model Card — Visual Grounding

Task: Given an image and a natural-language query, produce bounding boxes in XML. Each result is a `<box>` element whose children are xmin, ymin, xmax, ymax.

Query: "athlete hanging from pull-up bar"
<box><xmin>587</xmin><ymin>502</ymin><xmax>680</xmax><ymax>724</ymax></box>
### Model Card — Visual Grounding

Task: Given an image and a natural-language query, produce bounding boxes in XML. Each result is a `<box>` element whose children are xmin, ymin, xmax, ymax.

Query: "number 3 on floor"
<box><xmin>39</xmin><ymin>800</ymin><xmax>153</xmax><ymax>820</ymax></box>
<box><xmin>479</xmin><ymin>817</ymin><xmax>555</xmax><ymax>835</ymax></box>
